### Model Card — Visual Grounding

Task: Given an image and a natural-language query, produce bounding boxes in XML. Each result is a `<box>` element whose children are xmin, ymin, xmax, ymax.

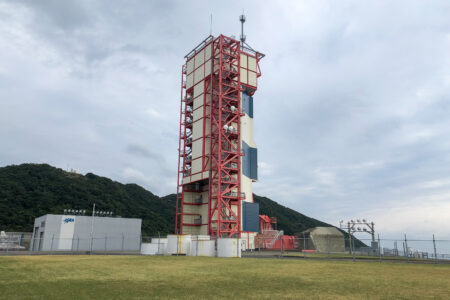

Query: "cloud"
<box><xmin>257</xmin><ymin>161</ymin><xmax>273</xmax><ymax>176</ymax></box>
<box><xmin>126</xmin><ymin>144</ymin><xmax>164</xmax><ymax>161</ymax></box>
<box><xmin>418</xmin><ymin>178</ymin><xmax>450</xmax><ymax>190</ymax></box>
<box><xmin>1</xmin><ymin>0</ymin><xmax>449</xmax><ymax>239</ymax></box>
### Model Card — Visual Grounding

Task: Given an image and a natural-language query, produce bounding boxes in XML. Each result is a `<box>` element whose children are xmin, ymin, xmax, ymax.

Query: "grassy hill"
<box><xmin>0</xmin><ymin>164</ymin><xmax>358</xmax><ymax>244</ymax></box>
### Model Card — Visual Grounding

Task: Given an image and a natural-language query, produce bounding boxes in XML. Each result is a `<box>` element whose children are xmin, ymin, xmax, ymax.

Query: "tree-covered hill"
<box><xmin>0</xmin><ymin>164</ymin><xmax>175</xmax><ymax>235</ymax></box>
<box><xmin>0</xmin><ymin>164</ymin><xmax>360</xmax><ymax>246</ymax></box>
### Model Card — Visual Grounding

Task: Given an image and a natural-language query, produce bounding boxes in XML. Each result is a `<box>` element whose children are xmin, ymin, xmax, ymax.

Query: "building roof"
<box><xmin>300</xmin><ymin>226</ymin><xmax>344</xmax><ymax>237</ymax></box>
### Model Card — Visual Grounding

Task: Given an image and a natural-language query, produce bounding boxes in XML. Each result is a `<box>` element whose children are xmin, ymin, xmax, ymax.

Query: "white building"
<box><xmin>30</xmin><ymin>214</ymin><xmax>141</xmax><ymax>252</ymax></box>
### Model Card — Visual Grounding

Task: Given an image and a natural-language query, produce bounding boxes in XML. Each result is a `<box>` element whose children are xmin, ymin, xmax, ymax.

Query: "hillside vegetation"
<box><xmin>0</xmin><ymin>164</ymin><xmax>349</xmax><ymax>239</ymax></box>
<box><xmin>0</xmin><ymin>164</ymin><xmax>175</xmax><ymax>235</ymax></box>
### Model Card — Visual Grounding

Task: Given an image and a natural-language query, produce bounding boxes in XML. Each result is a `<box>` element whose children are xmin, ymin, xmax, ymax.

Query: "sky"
<box><xmin>1</xmin><ymin>0</ymin><xmax>449</xmax><ymax>240</ymax></box>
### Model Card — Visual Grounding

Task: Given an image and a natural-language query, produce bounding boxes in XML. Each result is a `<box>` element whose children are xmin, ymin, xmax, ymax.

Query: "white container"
<box><xmin>167</xmin><ymin>234</ymin><xmax>191</xmax><ymax>255</ymax></box>
<box><xmin>188</xmin><ymin>240</ymin><xmax>215</xmax><ymax>256</ymax></box>
<box><xmin>141</xmin><ymin>242</ymin><xmax>167</xmax><ymax>255</ymax></box>
<box><xmin>217</xmin><ymin>238</ymin><xmax>241</xmax><ymax>258</ymax></box>
<box><xmin>195</xmin><ymin>235</ymin><xmax>211</xmax><ymax>241</ymax></box>
<box><xmin>157</xmin><ymin>243</ymin><xmax>167</xmax><ymax>255</ymax></box>
<box><xmin>151</xmin><ymin>238</ymin><xmax>168</xmax><ymax>244</ymax></box>
<box><xmin>141</xmin><ymin>243</ymin><xmax>157</xmax><ymax>255</ymax></box>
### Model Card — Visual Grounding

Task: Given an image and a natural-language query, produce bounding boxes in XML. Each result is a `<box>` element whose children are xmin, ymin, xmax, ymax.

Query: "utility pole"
<box><xmin>371</xmin><ymin>222</ymin><xmax>375</xmax><ymax>243</ymax></box>
<box><xmin>340</xmin><ymin>218</ymin><xmax>376</xmax><ymax>253</ymax></box>
<box><xmin>432</xmin><ymin>234</ymin><xmax>437</xmax><ymax>264</ymax></box>
<box><xmin>404</xmin><ymin>234</ymin><xmax>409</xmax><ymax>262</ymax></box>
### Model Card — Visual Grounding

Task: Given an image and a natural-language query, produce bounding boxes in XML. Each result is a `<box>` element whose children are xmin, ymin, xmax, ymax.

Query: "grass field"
<box><xmin>1</xmin><ymin>256</ymin><xmax>449</xmax><ymax>299</ymax></box>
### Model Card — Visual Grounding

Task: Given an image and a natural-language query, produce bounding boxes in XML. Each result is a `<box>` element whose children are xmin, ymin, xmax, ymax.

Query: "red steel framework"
<box><xmin>175</xmin><ymin>62</ymin><xmax>186</xmax><ymax>234</ymax></box>
<box><xmin>208</xmin><ymin>35</ymin><xmax>242</xmax><ymax>238</ymax></box>
<box><xmin>175</xmin><ymin>35</ymin><xmax>242</xmax><ymax>238</ymax></box>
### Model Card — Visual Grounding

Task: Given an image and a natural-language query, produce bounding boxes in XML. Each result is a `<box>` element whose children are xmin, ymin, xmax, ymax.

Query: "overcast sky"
<box><xmin>1</xmin><ymin>0</ymin><xmax>449</xmax><ymax>240</ymax></box>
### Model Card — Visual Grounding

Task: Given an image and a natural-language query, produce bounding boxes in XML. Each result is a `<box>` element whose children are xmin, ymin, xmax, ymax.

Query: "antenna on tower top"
<box><xmin>210</xmin><ymin>13</ymin><xmax>213</xmax><ymax>36</ymax></box>
<box><xmin>239</xmin><ymin>13</ymin><xmax>246</xmax><ymax>45</ymax></box>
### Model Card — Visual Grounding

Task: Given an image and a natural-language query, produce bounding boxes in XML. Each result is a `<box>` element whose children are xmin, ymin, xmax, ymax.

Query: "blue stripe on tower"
<box><xmin>242</xmin><ymin>141</ymin><xmax>258</xmax><ymax>180</ymax></box>
<box><xmin>242</xmin><ymin>92</ymin><xmax>253</xmax><ymax>118</ymax></box>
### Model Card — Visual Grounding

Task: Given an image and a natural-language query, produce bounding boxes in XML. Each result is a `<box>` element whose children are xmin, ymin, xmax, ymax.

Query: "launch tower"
<box><xmin>175</xmin><ymin>21</ymin><xmax>263</xmax><ymax>245</ymax></box>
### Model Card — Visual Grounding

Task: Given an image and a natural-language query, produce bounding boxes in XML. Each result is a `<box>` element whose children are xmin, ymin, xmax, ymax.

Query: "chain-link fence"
<box><xmin>242</xmin><ymin>235</ymin><xmax>450</xmax><ymax>264</ymax></box>
<box><xmin>0</xmin><ymin>233</ymin><xmax>141</xmax><ymax>255</ymax></box>
<box><xmin>2</xmin><ymin>232</ymin><xmax>449</xmax><ymax>263</ymax></box>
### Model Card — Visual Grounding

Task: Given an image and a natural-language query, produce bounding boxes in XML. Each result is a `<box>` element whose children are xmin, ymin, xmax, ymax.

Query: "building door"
<box><xmin>38</xmin><ymin>232</ymin><xmax>44</xmax><ymax>251</ymax></box>
<box><xmin>32</xmin><ymin>227</ymin><xmax>39</xmax><ymax>251</ymax></box>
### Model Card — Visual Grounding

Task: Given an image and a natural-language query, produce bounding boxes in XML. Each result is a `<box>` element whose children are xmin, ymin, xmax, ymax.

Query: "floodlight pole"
<box><xmin>341</xmin><ymin>219</ymin><xmax>376</xmax><ymax>248</ymax></box>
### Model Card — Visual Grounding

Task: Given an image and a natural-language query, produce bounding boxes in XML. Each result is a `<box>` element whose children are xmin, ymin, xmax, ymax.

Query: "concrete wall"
<box><xmin>298</xmin><ymin>227</ymin><xmax>346</xmax><ymax>253</ymax></box>
<box><xmin>310</xmin><ymin>234</ymin><xmax>346</xmax><ymax>253</ymax></box>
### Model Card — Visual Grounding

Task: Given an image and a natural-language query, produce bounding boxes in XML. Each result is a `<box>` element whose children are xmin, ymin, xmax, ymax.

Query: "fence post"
<box><xmin>121</xmin><ymin>233</ymin><xmax>125</xmax><ymax>252</ymax></box>
<box><xmin>157</xmin><ymin>232</ymin><xmax>161</xmax><ymax>255</ymax></box>
<box><xmin>196</xmin><ymin>235</ymin><xmax>199</xmax><ymax>257</ymax></box>
<box><xmin>433</xmin><ymin>234</ymin><xmax>437</xmax><ymax>264</ymax></box>
<box><xmin>258</xmin><ymin>236</ymin><xmax>261</xmax><ymax>256</ymax></box>
<box><xmin>215</xmin><ymin>237</ymin><xmax>218</xmax><ymax>258</ymax></box>
<box><xmin>352</xmin><ymin>235</ymin><xmax>355</xmax><ymax>261</ymax></box>
<box><xmin>349</xmin><ymin>233</ymin><xmax>353</xmax><ymax>255</ymax></box>
<box><xmin>104</xmin><ymin>234</ymin><xmax>107</xmax><ymax>255</ymax></box>
<box><xmin>237</xmin><ymin>236</ymin><xmax>239</xmax><ymax>258</ymax></box>
<box><xmin>280</xmin><ymin>237</ymin><xmax>283</xmax><ymax>257</ymax></box>
<box><xmin>327</xmin><ymin>234</ymin><xmax>330</xmax><ymax>260</ymax></box>
<box><xmin>51</xmin><ymin>234</ymin><xmax>54</xmax><ymax>252</ymax></box>
<box><xmin>303</xmin><ymin>234</ymin><xmax>306</xmax><ymax>258</ymax></box>
<box><xmin>378</xmin><ymin>234</ymin><xmax>382</xmax><ymax>263</ymax></box>
<box><xmin>77</xmin><ymin>236</ymin><xmax>79</xmax><ymax>252</ymax></box>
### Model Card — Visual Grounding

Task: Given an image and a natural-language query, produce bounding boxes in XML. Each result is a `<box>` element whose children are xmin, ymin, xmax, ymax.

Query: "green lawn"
<box><xmin>0</xmin><ymin>255</ymin><xmax>449</xmax><ymax>299</ymax></box>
